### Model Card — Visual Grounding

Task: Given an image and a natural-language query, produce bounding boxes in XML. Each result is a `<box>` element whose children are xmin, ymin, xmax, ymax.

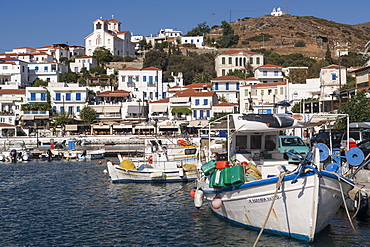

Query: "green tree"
<box><xmin>79</xmin><ymin>106</ymin><xmax>97</xmax><ymax>124</ymax></box>
<box><xmin>334</xmin><ymin>90</ymin><xmax>370</xmax><ymax>129</ymax></box>
<box><xmin>325</xmin><ymin>44</ymin><xmax>333</xmax><ymax>64</ymax></box>
<box><xmin>123</xmin><ymin>56</ymin><xmax>134</xmax><ymax>62</ymax></box>
<box><xmin>53</xmin><ymin>111</ymin><xmax>74</xmax><ymax>136</ymax></box>
<box><xmin>90</xmin><ymin>65</ymin><xmax>106</xmax><ymax>76</ymax></box>
<box><xmin>93</xmin><ymin>47</ymin><xmax>113</xmax><ymax>66</ymax></box>
<box><xmin>32</xmin><ymin>79</ymin><xmax>48</xmax><ymax>87</ymax></box>
<box><xmin>193</xmin><ymin>72</ymin><xmax>212</xmax><ymax>84</ymax></box>
<box><xmin>217</xmin><ymin>21</ymin><xmax>239</xmax><ymax>48</ymax></box>
<box><xmin>112</xmin><ymin>55</ymin><xmax>124</xmax><ymax>62</ymax></box>
<box><xmin>60</xmin><ymin>72</ymin><xmax>79</xmax><ymax>83</ymax></box>
<box><xmin>143</xmin><ymin>50</ymin><xmax>168</xmax><ymax>70</ymax></box>
<box><xmin>185</xmin><ymin>22</ymin><xmax>210</xmax><ymax>36</ymax></box>
<box><xmin>80</xmin><ymin>67</ymin><xmax>90</xmax><ymax>79</ymax></box>
<box><xmin>227</xmin><ymin>69</ymin><xmax>251</xmax><ymax>79</ymax></box>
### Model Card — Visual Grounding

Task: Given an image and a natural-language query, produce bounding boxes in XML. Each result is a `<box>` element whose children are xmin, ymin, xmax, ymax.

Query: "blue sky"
<box><xmin>1</xmin><ymin>0</ymin><xmax>369</xmax><ymax>52</ymax></box>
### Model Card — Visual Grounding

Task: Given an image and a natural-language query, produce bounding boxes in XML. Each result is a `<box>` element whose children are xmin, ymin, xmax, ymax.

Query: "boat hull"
<box><xmin>107</xmin><ymin>161</ymin><xmax>198</xmax><ymax>183</ymax></box>
<box><xmin>201</xmin><ymin>171</ymin><xmax>353</xmax><ymax>242</ymax></box>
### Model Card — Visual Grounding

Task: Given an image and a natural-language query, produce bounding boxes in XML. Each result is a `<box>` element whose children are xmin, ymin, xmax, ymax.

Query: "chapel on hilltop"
<box><xmin>84</xmin><ymin>16</ymin><xmax>135</xmax><ymax>57</ymax></box>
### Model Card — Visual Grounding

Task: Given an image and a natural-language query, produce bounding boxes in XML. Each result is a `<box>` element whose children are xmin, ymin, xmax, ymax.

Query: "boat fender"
<box><xmin>190</xmin><ymin>188</ymin><xmax>196</xmax><ymax>198</ymax></box>
<box><xmin>148</xmin><ymin>155</ymin><xmax>153</xmax><ymax>164</ymax></box>
<box><xmin>211</xmin><ymin>196</ymin><xmax>222</xmax><ymax>209</ymax></box>
<box><xmin>194</xmin><ymin>189</ymin><xmax>204</xmax><ymax>208</ymax></box>
<box><xmin>178</xmin><ymin>167</ymin><xmax>184</xmax><ymax>177</ymax></box>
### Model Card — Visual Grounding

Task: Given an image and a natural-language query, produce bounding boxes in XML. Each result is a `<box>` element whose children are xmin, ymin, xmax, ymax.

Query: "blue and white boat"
<box><xmin>194</xmin><ymin>113</ymin><xmax>358</xmax><ymax>242</ymax></box>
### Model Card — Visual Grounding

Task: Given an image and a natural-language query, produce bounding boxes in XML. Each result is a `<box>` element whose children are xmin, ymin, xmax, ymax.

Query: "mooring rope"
<box><xmin>252</xmin><ymin>168</ymin><xmax>288</xmax><ymax>247</ymax></box>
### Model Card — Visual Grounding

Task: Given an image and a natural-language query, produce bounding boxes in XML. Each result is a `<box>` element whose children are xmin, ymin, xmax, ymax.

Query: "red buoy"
<box><xmin>211</xmin><ymin>196</ymin><xmax>222</xmax><ymax>209</ymax></box>
<box><xmin>190</xmin><ymin>188</ymin><xmax>196</xmax><ymax>198</ymax></box>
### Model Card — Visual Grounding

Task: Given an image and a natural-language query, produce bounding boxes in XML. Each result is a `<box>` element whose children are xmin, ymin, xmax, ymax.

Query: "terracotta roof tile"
<box><xmin>219</xmin><ymin>49</ymin><xmax>262</xmax><ymax>55</ymax></box>
<box><xmin>150</xmin><ymin>98</ymin><xmax>170</xmax><ymax>103</ymax></box>
<box><xmin>212</xmin><ymin>76</ymin><xmax>243</xmax><ymax>81</ymax></box>
<box><xmin>258</xmin><ymin>64</ymin><xmax>282</xmax><ymax>68</ymax></box>
<box><xmin>0</xmin><ymin>89</ymin><xmax>26</xmax><ymax>94</ymax></box>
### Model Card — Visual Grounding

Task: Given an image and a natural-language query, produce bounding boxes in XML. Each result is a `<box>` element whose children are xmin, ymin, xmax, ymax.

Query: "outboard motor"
<box><xmin>9</xmin><ymin>149</ymin><xmax>17</xmax><ymax>163</ymax></box>
<box><xmin>81</xmin><ymin>150</ymin><xmax>87</xmax><ymax>157</ymax></box>
<box><xmin>47</xmin><ymin>149</ymin><xmax>53</xmax><ymax>161</ymax></box>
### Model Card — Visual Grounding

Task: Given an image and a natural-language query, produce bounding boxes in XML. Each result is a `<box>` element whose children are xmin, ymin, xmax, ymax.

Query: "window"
<box><xmin>200</xmin><ymin>111</ymin><xmax>204</xmax><ymax>119</ymax></box>
<box><xmin>30</xmin><ymin>93</ymin><xmax>36</xmax><ymax>101</ymax></box>
<box><xmin>121</xmin><ymin>76</ymin><xmax>125</xmax><ymax>82</ymax></box>
<box><xmin>3</xmin><ymin>66</ymin><xmax>8</xmax><ymax>70</ymax></box>
<box><xmin>44</xmin><ymin>66</ymin><xmax>48</xmax><ymax>72</ymax></box>
<box><xmin>332</xmin><ymin>74</ymin><xmax>336</xmax><ymax>80</ymax></box>
<box><xmin>68</xmin><ymin>106</ymin><xmax>73</xmax><ymax>114</ymax></box>
<box><xmin>244</xmin><ymin>89</ymin><xmax>249</xmax><ymax>96</ymax></box>
<box><xmin>40</xmin><ymin>93</ymin><xmax>46</xmax><ymax>101</ymax></box>
<box><xmin>203</xmin><ymin>99</ymin><xmax>208</xmax><ymax>105</ymax></box>
<box><xmin>76</xmin><ymin>93</ymin><xmax>81</xmax><ymax>101</ymax></box>
<box><xmin>96</xmin><ymin>22</ymin><xmax>102</xmax><ymax>29</ymax></box>
<box><xmin>60</xmin><ymin>106</ymin><xmax>64</xmax><ymax>113</ymax></box>
<box><xmin>263</xmin><ymin>71</ymin><xmax>267</xmax><ymax>76</ymax></box>
<box><xmin>155</xmin><ymin>76</ymin><xmax>158</xmax><ymax>82</ymax></box>
<box><xmin>235</xmin><ymin>58</ymin><xmax>238</xmax><ymax>66</ymax></box>
<box><xmin>250</xmin><ymin>135</ymin><xmax>262</xmax><ymax>149</ymax></box>
<box><xmin>274</xmin><ymin>71</ymin><xmax>279</xmax><ymax>76</ymax></box>
<box><xmin>56</xmin><ymin>93</ymin><xmax>61</xmax><ymax>101</ymax></box>
<box><xmin>207</xmin><ymin>110</ymin><xmax>210</xmax><ymax>118</ymax></box>
<box><xmin>275</xmin><ymin>89</ymin><xmax>278</xmax><ymax>94</ymax></box>
<box><xmin>149</xmin><ymin>76</ymin><xmax>153</xmax><ymax>84</ymax></box>
<box><xmin>53</xmin><ymin>106</ymin><xmax>57</xmax><ymax>112</ymax></box>
<box><xmin>150</xmin><ymin>92</ymin><xmax>153</xmax><ymax>99</ymax></box>
<box><xmin>35</xmin><ymin>66</ymin><xmax>39</xmax><ymax>72</ymax></box>
<box><xmin>256</xmin><ymin>57</ymin><xmax>260</xmax><ymax>64</ymax></box>
<box><xmin>65</xmin><ymin>93</ymin><xmax>71</xmax><ymax>101</ymax></box>
<box><xmin>222</xmin><ymin>57</ymin><xmax>225</xmax><ymax>64</ymax></box>
<box><xmin>215</xmin><ymin>83</ymin><xmax>219</xmax><ymax>90</ymax></box>
<box><xmin>77</xmin><ymin>106</ymin><xmax>80</xmax><ymax>112</ymax></box>
<box><xmin>195</xmin><ymin>99</ymin><xmax>200</xmax><ymax>105</ymax></box>
<box><xmin>128</xmin><ymin>76</ymin><xmax>133</xmax><ymax>83</ymax></box>
<box><xmin>236</xmin><ymin>83</ymin><xmax>240</xmax><ymax>90</ymax></box>
<box><xmin>226</xmin><ymin>83</ymin><xmax>229</xmax><ymax>90</ymax></box>
<box><xmin>250</xmin><ymin>58</ymin><xmax>253</xmax><ymax>64</ymax></box>
<box><xmin>74</xmin><ymin>67</ymin><xmax>78</xmax><ymax>72</ymax></box>
<box><xmin>222</xmin><ymin>69</ymin><xmax>226</xmax><ymax>76</ymax></box>
<box><xmin>143</xmin><ymin>76</ymin><xmax>147</xmax><ymax>82</ymax></box>
<box><xmin>228</xmin><ymin>57</ymin><xmax>232</xmax><ymax>64</ymax></box>
<box><xmin>280</xmin><ymin>87</ymin><xmax>284</xmax><ymax>95</ymax></box>
<box><xmin>136</xmin><ymin>76</ymin><xmax>139</xmax><ymax>82</ymax></box>
<box><xmin>193</xmin><ymin>110</ymin><xmax>197</xmax><ymax>118</ymax></box>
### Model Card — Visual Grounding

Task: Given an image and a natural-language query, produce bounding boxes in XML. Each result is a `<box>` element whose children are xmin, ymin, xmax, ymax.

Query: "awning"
<box><xmin>159</xmin><ymin>125</ymin><xmax>179</xmax><ymax>129</ymax></box>
<box><xmin>113</xmin><ymin>124</ymin><xmax>133</xmax><ymax>129</ymax></box>
<box><xmin>35</xmin><ymin>115</ymin><xmax>49</xmax><ymax>119</ymax></box>
<box><xmin>102</xmin><ymin>106</ymin><xmax>121</xmax><ymax>112</ymax></box>
<box><xmin>127</xmin><ymin>106</ymin><xmax>141</xmax><ymax>113</ymax></box>
<box><xmin>134</xmin><ymin>125</ymin><xmax>155</xmax><ymax>129</ymax></box>
<box><xmin>22</xmin><ymin>115</ymin><xmax>34</xmax><ymax>120</ymax></box>
<box><xmin>170</xmin><ymin>97</ymin><xmax>189</xmax><ymax>103</ymax></box>
<box><xmin>151</xmin><ymin>105</ymin><xmax>168</xmax><ymax>112</ymax></box>
<box><xmin>65</xmin><ymin>124</ymin><xmax>78</xmax><ymax>131</ymax></box>
<box><xmin>93</xmin><ymin>125</ymin><xmax>110</xmax><ymax>129</ymax></box>
<box><xmin>188</xmin><ymin>120</ymin><xmax>208</xmax><ymax>127</ymax></box>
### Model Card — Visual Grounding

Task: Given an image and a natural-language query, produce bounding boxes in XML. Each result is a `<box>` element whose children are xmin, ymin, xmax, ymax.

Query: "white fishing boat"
<box><xmin>106</xmin><ymin>138</ymin><xmax>200</xmax><ymax>183</ymax></box>
<box><xmin>0</xmin><ymin>140</ymin><xmax>32</xmax><ymax>162</ymax></box>
<box><xmin>194</xmin><ymin>113</ymin><xmax>358</xmax><ymax>242</ymax></box>
<box><xmin>78</xmin><ymin>149</ymin><xmax>106</xmax><ymax>161</ymax></box>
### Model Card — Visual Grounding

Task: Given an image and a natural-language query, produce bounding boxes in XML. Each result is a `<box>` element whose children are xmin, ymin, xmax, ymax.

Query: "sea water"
<box><xmin>0</xmin><ymin>159</ymin><xmax>369</xmax><ymax>246</ymax></box>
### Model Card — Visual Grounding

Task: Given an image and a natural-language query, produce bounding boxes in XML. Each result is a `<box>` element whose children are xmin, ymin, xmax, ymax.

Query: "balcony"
<box><xmin>27</xmin><ymin>98</ymin><xmax>47</xmax><ymax>102</ymax></box>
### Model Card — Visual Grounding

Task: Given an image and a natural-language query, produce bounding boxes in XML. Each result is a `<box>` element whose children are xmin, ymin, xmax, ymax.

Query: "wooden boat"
<box><xmin>194</xmin><ymin>113</ymin><xmax>357</xmax><ymax>242</ymax></box>
<box><xmin>106</xmin><ymin>138</ymin><xmax>200</xmax><ymax>183</ymax></box>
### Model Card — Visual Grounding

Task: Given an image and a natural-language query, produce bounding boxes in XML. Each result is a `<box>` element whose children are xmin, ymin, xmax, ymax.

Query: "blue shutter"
<box><xmin>77</xmin><ymin>106</ymin><xmax>80</xmax><ymax>112</ymax></box>
<box><xmin>56</xmin><ymin>93</ymin><xmax>61</xmax><ymax>101</ymax></box>
<box><xmin>30</xmin><ymin>93</ymin><xmax>36</xmax><ymax>101</ymax></box>
<box><xmin>41</xmin><ymin>93</ymin><xmax>46</xmax><ymax>101</ymax></box>
<box><xmin>193</xmin><ymin>110</ymin><xmax>197</xmax><ymax>118</ymax></box>
<box><xmin>215</xmin><ymin>83</ymin><xmax>219</xmax><ymax>90</ymax></box>
<box><xmin>66</xmin><ymin>93</ymin><xmax>71</xmax><ymax>101</ymax></box>
<box><xmin>204</xmin><ymin>99</ymin><xmax>208</xmax><ymax>105</ymax></box>
<box><xmin>76</xmin><ymin>93</ymin><xmax>81</xmax><ymax>101</ymax></box>
<box><xmin>226</xmin><ymin>83</ymin><xmax>229</xmax><ymax>90</ymax></box>
<box><xmin>195</xmin><ymin>99</ymin><xmax>199</xmax><ymax>105</ymax></box>
<box><xmin>207</xmin><ymin>110</ymin><xmax>210</xmax><ymax>118</ymax></box>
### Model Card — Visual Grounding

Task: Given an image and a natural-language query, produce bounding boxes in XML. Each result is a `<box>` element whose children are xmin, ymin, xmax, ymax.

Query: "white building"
<box><xmin>118</xmin><ymin>66</ymin><xmax>164</xmax><ymax>102</ymax></box>
<box><xmin>319</xmin><ymin>65</ymin><xmax>347</xmax><ymax>100</ymax></box>
<box><xmin>215</xmin><ymin>50</ymin><xmax>264</xmax><ymax>77</ymax></box>
<box><xmin>254</xmin><ymin>64</ymin><xmax>284</xmax><ymax>83</ymax></box>
<box><xmin>271</xmin><ymin>7</ymin><xmax>285</xmax><ymax>16</ymax></box>
<box><xmin>69</xmin><ymin>56</ymin><xmax>97</xmax><ymax>73</ymax></box>
<box><xmin>84</xmin><ymin>17</ymin><xmax>135</xmax><ymax>57</ymax></box>
<box><xmin>146</xmin><ymin>28</ymin><xmax>183</xmax><ymax>47</ymax></box>
<box><xmin>0</xmin><ymin>58</ymin><xmax>28</xmax><ymax>88</ymax></box>
<box><xmin>181</xmin><ymin>36</ymin><xmax>204</xmax><ymax>48</ymax></box>
<box><xmin>211</xmin><ymin>75</ymin><xmax>244</xmax><ymax>104</ymax></box>
<box><xmin>131</xmin><ymin>35</ymin><xmax>145</xmax><ymax>50</ymax></box>
<box><xmin>48</xmin><ymin>82</ymin><xmax>88</xmax><ymax>118</ymax></box>
<box><xmin>28</xmin><ymin>63</ymin><xmax>68</xmax><ymax>84</ymax></box>
<box><xmin>0</xmin><ymin>89</ymin><xmax>25</xmax><ymax>125</ymax></box>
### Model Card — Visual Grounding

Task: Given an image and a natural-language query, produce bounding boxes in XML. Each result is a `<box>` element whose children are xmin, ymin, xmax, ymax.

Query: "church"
<box><xmin>84</xmin><ymin>16</ymin><xmax>135</xmax><ymax>57</ymax></box>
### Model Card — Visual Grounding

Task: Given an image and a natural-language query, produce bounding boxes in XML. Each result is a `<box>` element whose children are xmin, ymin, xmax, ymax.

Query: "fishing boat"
<box><xmin>194</xmin><ymin>113</ymin><xmax>358</xmax><ymax>242</ymax></box>
<box><xmin>0</xmin><ymin>140</ymin><xmax>33</xmax><ymax>162</ymax></box>
<box><xmin>106</xmin><ymin>138</ymin><xmax>200</xmax><ymax>183</ymax></box>
<box><xmin>78</xmin><ymin>149</ymin><xmax>106</xmax><ymax>161</ymax></box>
<box><xmin>39</xmin><ymin>149</ymin><xmax>63</xmax><ymax>161</ymax></box>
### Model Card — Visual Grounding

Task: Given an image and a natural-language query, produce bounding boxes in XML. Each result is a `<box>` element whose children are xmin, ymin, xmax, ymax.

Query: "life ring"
<box><xmin>148</xmin><ymin>155</ymin><xmax>153</xmax><ymax>163</ymax></box>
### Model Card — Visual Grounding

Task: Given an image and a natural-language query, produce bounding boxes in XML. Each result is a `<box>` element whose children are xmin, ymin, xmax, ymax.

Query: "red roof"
<box><xmin>251</xmin><ymin>82</ymin><xmax>285</xmax><ymax>87</ymax></box>
<box><xmin>142</xmin><ymin>66</ymin><xmax>161</xmax><ymax>71</ymax></box>
<box><xmin>108</xmin><ymin>18</ymin><xmax>122</xmax><ymax>24</ymax></box>
<box><xmin>150</xmin><ymin>98</ymin><xmax>170</xmax><ymax>104</ymax></box>
<box><xmin>173</xmin><ymin>89</ymin><xmax>215</xmax><ymax>97</ymax></box>
<box><xmin>0</xmin><ymin>89</ymin><xmax>26</xmax><ymax>94</ymax></box>
<box><xmin>213</xmin><ymin>102</ymin><xmax>235</xmax><ymax>107</ymax></box>
<box><xmin>184</xmin><ymin>83</ymin><xmax>211</xmax><ymax>89</ymax></box>
<box><xmin>119</xmin><ymin>67</ymin><xmax>140</xmax><ymax>70</ymax></box>
<box><xmin>0</xmin><ymin>123</ymin><xmax>16</xmax><ymax>127</ymax></box>
<box><xmin>97</xmin><ymin>90</ymin><xmax>130</xmax><ymax>96</ymax></box>
<box><xmin>258</xmin><ymin>64</ymin><xmax>282</xmax><ymax>68</ymax></box>
<box><xmin>219</xmin><ymin>49</ymin><xmax>261</xmax><ymax>55</ymax></box>
<box><xmin>117</xmin><ymin>31</ymin><xmax>129</xmax><ymax>34</ymax></box>
<box><xmin>322</xmin><ymin>65</ymin><xmax>346</xmax><ymax>69</ymax></box>
<box><xmin>212</xmin><ymin>76</ymin><xmax>243</xmax><ymax>81</ymax></box>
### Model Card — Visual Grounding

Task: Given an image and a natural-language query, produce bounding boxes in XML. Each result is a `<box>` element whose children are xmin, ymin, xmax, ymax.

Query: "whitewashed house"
<box><xmin>215</xmin><ymin>50</ymin><xmax>264</xmax><ymax>77</ymax></box>
<box><xmin>84</xmin><ymin>17</ymin><xmax>135</xmax><ymax>56</ymax></box>
<box><xmin>0</xmin><ymin>58</ymin><xmax>28</xmax><ymax>88</ymax></box>
<box><xmin>0</xmin><ymin>89</ymin><xmax>25</xmax><ymax>125</ymax></box>
<box><xmin>28</xmin><ymin>63</ymin><xmax>68</xmax><ymax>84</ymax></box>
<box><xmin>211</xmin><ymin>76</ymin><xmax>244</xmax><ymax>104</ymax></box>
<box><xmin>319</xmin><ymin>65</ymin><xmax>347</xmax><ymax>100</ymax></box>
<box><xmin>146</xmin><ymin>28</ymin><xmax>183</xmax><ymax>47</ymax></box>
<box><xmin>181</xmin><ymin>36</ymin><xmax>204</xmax><ymax>48</ymax></box>
<box><xmin>69</xmin><ymin>56</ymin><xmax>97</xmax><ymax>73</ymax></box>
<box><xmin>118</xmin><ymin>66</ymin><xmax>163</xmax><ymax>102</ymax></box>
<box><xmin>254</xmin><ymin>64</ymin><xmax>284</xmax><ymax>83</ymax></box>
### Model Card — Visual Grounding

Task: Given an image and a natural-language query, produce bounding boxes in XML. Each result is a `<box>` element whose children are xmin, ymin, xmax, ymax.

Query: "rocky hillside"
<box><xmin>207</xmin><ymin>15</ymin><xmax>370</xmax><ymax>58</ymax></box>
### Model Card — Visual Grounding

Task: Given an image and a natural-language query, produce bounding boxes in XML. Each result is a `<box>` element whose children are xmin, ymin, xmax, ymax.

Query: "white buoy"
<box><xmin>194</xmin><ymin>189</ymin><xmax>204</xmax><ymax>208</ymax></box>
<box><xmin>103</xmin><ymin>169</ymin><xmax>108</xmax><ymax>174</ymax></box>
<box><xmin>211</xmin><ymin>196</ymin><xmax>222</xmax><ymax>209</ymax></box>
<box><xmin>178</xmin><ymin>167</ymin><xmax>184</xmax><ymax>177</ymax></box>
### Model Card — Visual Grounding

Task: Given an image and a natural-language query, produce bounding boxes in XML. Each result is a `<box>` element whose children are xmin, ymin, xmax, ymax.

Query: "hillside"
<box><xmin>207</xmin><ymin>15</ymin><xmax>370</xmax><ymax>59</ymax></box>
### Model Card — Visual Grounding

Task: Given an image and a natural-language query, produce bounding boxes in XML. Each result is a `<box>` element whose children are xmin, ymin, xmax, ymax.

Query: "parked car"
<box><xmin>340</xmin><ymin>130</ymin><xmax>370</xmax><ymax>149</ymax></box>
<box><xmin>310</xmin><ymin>130</ymin><xmax>345</xmax><ymax>148</ymax></box>
<box><xmin>278</xmin><ymin>136</ymin><xmax>309</xmax><ymax>163</ymax></box>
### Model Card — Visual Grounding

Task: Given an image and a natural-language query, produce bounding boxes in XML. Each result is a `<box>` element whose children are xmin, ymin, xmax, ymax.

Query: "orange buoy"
<box><xmin>211</xmin><ymin>196</ymin><xmax>222</xmax><ymax>209</ymax></box>
<box><xmin>190</xmin><ymin>188</ymin><xmax>196</xmax><ymax>198</ymax></box>
<box><xmin>98</xmin><ymin>160</ymin><xmax>102</xmax><ymax>165</ymax></box>
<box><xmin>148</xmin><ymin>155</ymin><xmax>153</xmax><ymax>164</ymax></box>
<box><xmin>84</xmin><ymin>170</ymin><xmax>88</xmax><ymax>173</ymax></box>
